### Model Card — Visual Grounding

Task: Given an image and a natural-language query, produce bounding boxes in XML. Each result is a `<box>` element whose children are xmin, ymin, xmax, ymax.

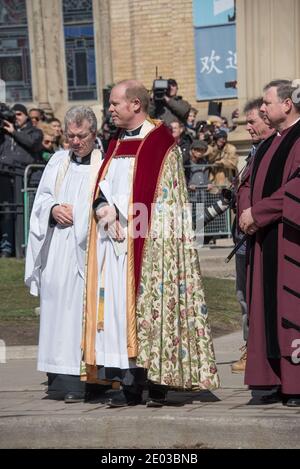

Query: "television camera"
<box><xmin>0</xmin><ymin>103</ymin><xmax>16</xmax><ymax>131</ymax></box>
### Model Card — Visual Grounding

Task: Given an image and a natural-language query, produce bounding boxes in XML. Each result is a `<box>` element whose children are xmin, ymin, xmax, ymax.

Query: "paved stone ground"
<box><xmin>1</xmin><ymin>331</ymin><xmax>300</xmax><ymax>449</ymax></box>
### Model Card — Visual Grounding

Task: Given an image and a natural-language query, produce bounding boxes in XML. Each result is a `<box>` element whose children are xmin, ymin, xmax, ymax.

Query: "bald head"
<box><xmin>109</xmin><ymin>79</ymin><xmax>150</xmax><ymax>130</ymax></box>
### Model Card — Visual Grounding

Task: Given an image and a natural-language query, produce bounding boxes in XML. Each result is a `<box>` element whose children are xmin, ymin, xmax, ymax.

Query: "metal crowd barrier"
<box><xmin>23</xmin><ymin>164</ymin><xmax>45</xmax><ymax>249</ymax></box>
<box><xmin>184</xmin><ymin>160</ymin><xmax>235</xmax><ymax>239</ymax></box>
<box><xmin>0</xmin><ymin>163</ymin><xmax>45</xmax><ymax>256</ymax></box>
<box><xmin>19</xmin><ymin>164</ymin><xmax>232</xmax><ymax>253</ymax></box>
<box><xmin>22</xmin><ymin>164</ymin><xmax>45</xmax><ymax>249</ymax></box>
<box><xmin>187</xmin><ymin>185</ymin><xmax>232</xmax><ymax>239</ymax></box>
<box><xmin>0</xmin><ymin>163</ymin><xmax>25</xmax><ymax>258</ymax></box>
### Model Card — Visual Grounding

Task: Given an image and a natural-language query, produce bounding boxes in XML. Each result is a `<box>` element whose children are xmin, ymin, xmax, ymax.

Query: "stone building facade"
<box><xmin>1</xmin><ymin>0</ymin><xmax>300</xmax><ymax>130</ymax></box>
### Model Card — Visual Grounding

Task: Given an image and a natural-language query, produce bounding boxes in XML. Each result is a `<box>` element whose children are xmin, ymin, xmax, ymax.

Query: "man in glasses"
<box><xmin>82</xmin><ymin>80</ymin><xmax>219</xmax><ymax>408</ymax></box>
<box><xmin>29</xmin><ymin>108</ymin><xmax>46</xmax><ymax>127</ymax></box>
<box><xmin>25</xmin><ymin>105</ymin><xmax>104</xmax><ymax>403</ymax></box>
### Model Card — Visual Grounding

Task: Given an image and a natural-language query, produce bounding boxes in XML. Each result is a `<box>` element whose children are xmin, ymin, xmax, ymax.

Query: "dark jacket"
<box><xmin>177</xmin><ymin>132</ymin><xmax>193</xmax><ymax>166</ymax></box>
<box><xmin>149</xmin><ymin>96</ymin><xmax>191</xmax><ymax>126</ymax></box>
<box><xmin>0</xmin><ymin>119</ymin><xmax>43</xmax><ymax>168</ymax></box>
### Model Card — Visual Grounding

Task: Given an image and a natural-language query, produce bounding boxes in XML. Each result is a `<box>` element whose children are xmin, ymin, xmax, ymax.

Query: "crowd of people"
<box><xmin>0</xmin><ymin>82</ymin><xmax>239</xmax><ymax>257</ymax></box>
<box><xmin>25</xmin><ymin>82</ymin><xmax>220</xmax><ymax>406</ymax></box>
<box><xmin>147</xmin><ymin>78</ymin><xmax>239</xmax><ymax>195</ymax></box>
<box><xmin>0</xmin><ymin>104</ymin><xmax>66</xmax><ymax>257</ymax></box>
<box><xmin>3</xmin><ymin>76</ymin><xmax>300</xmax><ymax>409</ymax></box>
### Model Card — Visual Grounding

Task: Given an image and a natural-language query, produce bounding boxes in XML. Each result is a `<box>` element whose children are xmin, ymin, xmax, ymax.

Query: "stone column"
<box><xmin>26</xmin><ymin>0</ymin><xmax>52</xmax><ymax>115</ymax></box>
<box><xmin>234</xmin><ymin>0</ymin><xmax>300</xmax><ymax>161</ymax></box>
<box><xmin>93</xmin><ymin>0</ymin><xmax>113</xmax><ymax>96</ymax></box>
<box><xmin>27</xmin><ymin>0</ymin><xmax>68</xmax><ymax>119</ymax></box>
<box><xmin>40</xmin><ymin>0</ymin><xmax>68</xmax><ymax>119</ymax></box>
<box><xmin>237</xmin><ymin>0</ymin><xmax>300</xmax><ymax>110</ymax></box>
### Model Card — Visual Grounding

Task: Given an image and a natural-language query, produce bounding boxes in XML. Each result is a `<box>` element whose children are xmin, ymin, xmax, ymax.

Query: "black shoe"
<box><xmin>64</xmin><ymin>391</ymin><xmax>86</xmax><ymax>403</ymax></box>
<box><xmin>146</xmin><ymin>398</ymin><xmax>166</xmax><ymax>408</ymax></box>
<box><xmin>285</xmin><ymin>397</ymin><xmax>300</xmax><ymax>407</ymax></box>
<box><xmin>260</xmin><ymin>392</ymin><xmax>282</xmax><ymax>404</ymax></box>
<box><xmin>146</xmin><ymin>384</ymin><xmax>167</xmax><ymax>407</ymax></box>
<box><xmin>106</xmin><ymin>390</ymin><xmax>142</xmax><ymax>408</ymax></box>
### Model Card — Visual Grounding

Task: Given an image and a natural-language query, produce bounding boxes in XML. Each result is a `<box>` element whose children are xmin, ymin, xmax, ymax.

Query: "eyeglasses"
<box><xmin>31</xmin><ymin>116</ymin><xmax>40</xmax><ymax>121</ymax></box>
<box><xmin>66</xmin><ymin>132</ymin><xmax>91</xmax><ymax>141</ymax></box>
<box><xmin>44</xmin><ymin>139</ymin><xmax>55</xmax><ymax>145</ymax></box>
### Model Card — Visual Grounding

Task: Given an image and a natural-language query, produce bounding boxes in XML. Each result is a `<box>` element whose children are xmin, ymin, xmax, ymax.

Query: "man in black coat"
<box><xmin>0</xmin><ymin>103</ymin><xmax>43</xmax><ymax>256</ymax></box>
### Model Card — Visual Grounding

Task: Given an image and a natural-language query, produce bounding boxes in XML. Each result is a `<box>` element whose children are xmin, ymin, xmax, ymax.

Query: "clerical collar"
<box><xmin>71</xmin><ymin>152</ymin><xmax>91</xmax><ymax>165</ymax></box>
<box><xmin>124</xmin><ymin>124</ymin><xmax>143</xmax><ymax>137</ymax></box>
<box><xmin>277</xmin><ymin>116</ymin><xmax>300</xmax><ymax>136</ymax></box>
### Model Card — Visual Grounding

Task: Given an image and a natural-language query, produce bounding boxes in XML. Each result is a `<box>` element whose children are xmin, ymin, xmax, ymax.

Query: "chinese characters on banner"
<box><xmin>193</xmin><ymin>0</ymin><xmax>237</xmax><ymax>100</ymax></box>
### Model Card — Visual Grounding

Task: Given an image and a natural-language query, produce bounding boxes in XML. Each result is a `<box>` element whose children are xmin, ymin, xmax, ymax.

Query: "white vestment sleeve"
<box><xmin>24</xmin><ymin>151</ymin><xmax>69</xmax><ymax>295</ymax></box>
<box><xmin>72</xmin><ymin>189</ymin><xmax>93</xmax><ymax>279</ymax></box>
<box><xmin>98</xmin><ymin>179</ymin><xmax>127</xmax><ymax>256</ymax></box>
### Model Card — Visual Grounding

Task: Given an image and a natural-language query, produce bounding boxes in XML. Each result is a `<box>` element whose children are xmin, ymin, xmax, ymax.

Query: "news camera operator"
<box><xmin>0</xmin><ymin>103</ymin><xmax>43</xmax><ymax>257</ymax></box>
<box><xmin>149</xmin><ymin>78</ymin><xmax>191</xmax><ymax>126</ymax></box>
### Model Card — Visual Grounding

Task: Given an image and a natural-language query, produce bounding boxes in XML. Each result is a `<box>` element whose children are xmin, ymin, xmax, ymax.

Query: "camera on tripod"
<box><xmin>204</xmin><ymin>188</ymin><xmax>235</xmax><ymax>226</ymax></box>
<box><xmin>0</xmin><ymin>103</ymin><xmax>16</xmax><ymax>131</ymax></box>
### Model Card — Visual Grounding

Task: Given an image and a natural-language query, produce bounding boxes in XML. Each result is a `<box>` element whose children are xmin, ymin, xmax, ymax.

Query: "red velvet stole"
<box><xmin>93</xmin><ymin>123</ymin><xmax>175</xmax><ymax>296</ymax></box>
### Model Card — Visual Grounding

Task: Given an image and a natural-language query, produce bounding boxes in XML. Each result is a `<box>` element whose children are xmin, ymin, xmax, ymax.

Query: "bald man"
<box><xmin>82</xmin><ymin>80</ymin><xmax>219</xmax><ymax>407</ymax></box>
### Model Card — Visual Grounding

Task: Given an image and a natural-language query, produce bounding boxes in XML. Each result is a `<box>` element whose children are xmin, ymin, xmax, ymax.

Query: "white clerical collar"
<box><xmin>124</xmin><ymin>124</ymin><xmax>143</xmax><ymax>137</ymax></box>
<box><xmin>277</xmin><ymin>116</ymin><xmax>300</xmax><ymax>136</ymax></box>
<box><xmin>123</xmin><ymin>120</ymin><xmax>155</xmax><ymax>139</ymax></box>
<box><xmin>71</xmin><ymin>152</ymin><xmax>91</xmax><ymax>165</ymax></box>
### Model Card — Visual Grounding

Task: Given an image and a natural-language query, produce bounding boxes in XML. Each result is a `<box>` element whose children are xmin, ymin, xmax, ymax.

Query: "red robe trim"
<box><xmin>93</xmin><ymin>122</ymin><xmax>175</xmax><ymax>296</ymax></box>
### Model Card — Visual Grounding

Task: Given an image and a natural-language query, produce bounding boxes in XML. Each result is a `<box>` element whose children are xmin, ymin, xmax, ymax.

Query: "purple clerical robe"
<box><xmin>244</xmin><ymin>121</ymin><xmax>300</xmax><ymax>394</ymax></box>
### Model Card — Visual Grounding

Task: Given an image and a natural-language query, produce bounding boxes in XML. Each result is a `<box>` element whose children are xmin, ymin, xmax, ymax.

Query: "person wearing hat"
<box><xmin>208</xmin><ymin>129</ymin><xmax>238</xmax><ymax>194</ymax></box>
<box><xmin>1</xmin><ymin>103</ymin><xmax>43</xmax><ymax>169</ymax></box>
<box><xmin>0</xmin><ymin>103</ymin><xmax>43</xmax><ymax>257</ymax></box>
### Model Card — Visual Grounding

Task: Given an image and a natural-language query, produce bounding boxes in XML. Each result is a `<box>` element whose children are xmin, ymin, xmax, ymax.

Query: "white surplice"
<box><xmin>95</xmin><ymin>120</ymin><xmax>154</xmax><ymax>369</ymax></box>
<box><xmin>25</xmin><ymin>150</ymin><xmax>102</xmax><ymax>375</ymax></box>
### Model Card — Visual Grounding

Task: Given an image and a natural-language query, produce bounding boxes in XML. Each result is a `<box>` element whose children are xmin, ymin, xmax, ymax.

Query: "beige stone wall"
<box><xmin>234</xmin><ymin>0</ymin><xmax>300</xmax><ymax>154</ymax></box>
<box><xmin>109</xmin><ymin>0</ymin><xmax>237</xmax><ymax>120</ymax></box>
<box><xmin>237</xmin><ymin>0</ymin><xmax>300</xmax><ymax>110</ymax></box>
<box><xmin>25</xmin><ymin>0</ymin><xmax>300</xmax><ymax>127</ymax></box>
<box><xmin>25</xmin><ymin>0</ymin><xmax>238</xmax><ymax>121</ymax></box>
<box><xmin>110</xmin><ymin>0</ymin><xmax>195</xmax><ymax>96</ymax></box>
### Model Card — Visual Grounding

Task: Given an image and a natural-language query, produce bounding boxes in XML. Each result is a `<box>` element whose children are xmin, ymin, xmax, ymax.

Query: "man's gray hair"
<box><xmin>64</xmin><ymin>105</ymin><xmax>97</xmax><ymax>133</ymax></box>
<box><xmin>263</xmin><ymin>79</ymin><xmax>300</xmax><ymax>112</ymax></box>
<box><xmin>243</xmin><ymin>97</ymin><xmax>263</xmax><ymax>114</ymax></box>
